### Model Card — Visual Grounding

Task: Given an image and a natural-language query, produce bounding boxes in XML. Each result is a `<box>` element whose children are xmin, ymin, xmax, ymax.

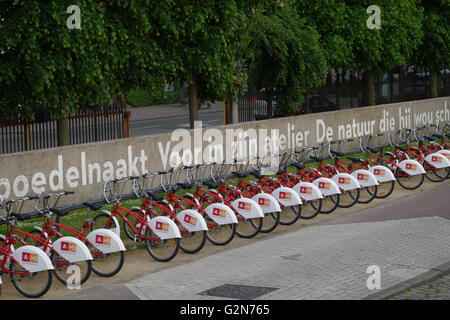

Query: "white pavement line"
<box><xmin>124</xmin><ymin>283</ymin><xmax>151</xmax><ymax>300</ymax></box>
<box><xmin>125</xmin><ymin>216</ymin><xmax>450</xmax><ymax>300</ymax></box>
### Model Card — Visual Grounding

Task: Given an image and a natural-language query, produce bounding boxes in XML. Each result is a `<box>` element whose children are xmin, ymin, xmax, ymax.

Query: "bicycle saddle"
<box><xmin>290</xmin><ymin>161</ymin><xmax>305</xmax><ymax>170</ymax></box>
<box><xmin>367</xmin><ymin>147</ymin><xmax>379</xmax><ymax>153</ymax></box>
<box><xmin>204</xmin><ymin>181</ymin><xmax>220</xmax><ymax>189</ymax></box>
<box><xmin>248</xmin><ymin>170</ymin><xmax>263</xmax><ymax>179</ymax></box>
<box><xmin>177</xmin><ymin>182</ymin><xmax>194</xmax><ymax>189</ymax></box>
<box><xmin>331</xmin><ymin>150</ymin><xmax>344</xmax><ymax>157</ymax></box>
<box><xmin>49</xmin><ymin>207</ymin><xmax>70</xmax><ymax>217</ymax></box>
<box><xmin>10</xmin><ymin>211</ymin><xmax>43</xmax><ymax>221</ymax></box>
<box><xmin>348</xmin><ymin>157</ymin><xmax>363</xmax><ymax>163</ymax></box>
<box><xmin>146</xmin><ymin>192</ymin><xmax>164</xmax><ymax>201</ymax></box>
<box><xmin>83</xmin><ymin>201</ymin><xmax>102</xmax><ymax>211</ymax></box>
<box><xmin>309</xmin><ymin>156</ymin><xmax>322</xmax><ymax>162</ymax></box>
<box><xmin>232</xmin><ymin>171</ymin><xmax>248</xmax><ymax>178</ymax></box>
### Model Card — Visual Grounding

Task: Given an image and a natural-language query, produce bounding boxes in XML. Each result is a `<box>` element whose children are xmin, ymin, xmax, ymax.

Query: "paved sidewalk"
<box><xmin>63</xmin><ymin>183</ymin><xmax>450</xmax><ymax>300</ymax></box>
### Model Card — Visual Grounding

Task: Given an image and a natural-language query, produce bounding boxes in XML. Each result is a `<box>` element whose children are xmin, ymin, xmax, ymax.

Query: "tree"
<box><xmin>164</xmin><ymin>0</ymin><xmax>257</xmax><ymax>129</ymax></box>
<box><xmin>0</xmin><ymin>1</ymin><xmax>172</xmax><ymax>144</ymax></box>
<box><xmin>412</xmin><ymin>0</ymin><xmax>450</xmax><ymax>97</ymax></box>
<box><xmin>345</xmin><ymin>0</ymin><xmax>424</xmax><ymax>105</ymax></box>
<box><xmin>246</xmin><ymin>1</ymin><xmax>327</xmax><ymax>115</ymax></box>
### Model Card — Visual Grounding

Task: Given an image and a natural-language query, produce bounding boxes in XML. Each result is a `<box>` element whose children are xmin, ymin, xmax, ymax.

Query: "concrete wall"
<box><xmin>0</xmin><ymin>97</ymin><xmax>449</xmax><ymax>207</ymax></box>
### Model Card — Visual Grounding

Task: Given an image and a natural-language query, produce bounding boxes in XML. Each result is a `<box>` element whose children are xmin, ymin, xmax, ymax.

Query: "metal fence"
<box><xmin>0</xmin><ymin>105</ymin><xmax>130</xmax><ymax>155</ymax></box>
<box><xmin>237</xmin><ymin>66</ymin><xmax>450</xmax><ymax>123</ymax></box>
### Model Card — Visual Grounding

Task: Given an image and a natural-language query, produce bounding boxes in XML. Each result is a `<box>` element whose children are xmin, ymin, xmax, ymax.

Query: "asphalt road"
<box><xmin>130</xmin><ymin>110</ymin><xmax>224</xmax><ymax>136</ymax></box>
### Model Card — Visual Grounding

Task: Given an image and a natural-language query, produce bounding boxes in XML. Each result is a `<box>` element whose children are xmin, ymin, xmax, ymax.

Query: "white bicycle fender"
<box><xmin>176</xmin><ymin>209</ymin><xmax>208</xmax><ymax>232</ymax></box>
<box><xmin>86</xmin><ymin>229</ymin><xmax>126</xmax><ymax>254</ymax></box>
<box><xmin>271</xmin><ymin>187</ymin><xmax>302</xmax><ymax>206</ymax></box>
<box><xmin>351</xmin><ymin>169</ymin><xmax>379</xmax><ymax>187</ymax></box>
<box><xmin>148</xmin><ymin>216</ymin><xmax>181</xmax><ymax>240</ymax></box>
<box><xmin>398</xmin><ymin>159</ymin><xmax>426</xmax><ymax>175</ymax></box>
<box><xmin>331</xmin><ymin>173</ymin><xmax>361</xmax><ymax>191</ymax></box>
<box><xmin>424</xmin><ymin>153</ymin><xmax>450</xmax><ymax>168</ymax></box>
<box><xmin>231</xmin><ymin>198</ymin><xmax>264</xmax><ymax>219</ymax></box>
<box><xmin>101</xmin><ymin>210</ymin><xmax>121</xmax><ymax>237</ymax></box>
<box><xmin>312</xmin><ymin>177</ymin><xmax>341</xmax><ymax>196</ymax></box>
<box><xmin>53</xmin><ymin>236</ymin><xmax>93</xmax><ymax>263</ymax></box>
<box><xmin>436</xmin><ymin>149</ymin><xmax>450</xmax><ymax>161</ymax></box>
<box><xmin>204</xmin><ymin>203</ymin><xmax>238</xmax><ymax>225</ymax></box>
<box><xmin>13</xmin><ymin>245</ymin><xmax>54</xmax><ymax>273</ymax></box>
<box><xmin>368</xmin><ymin>165</ymin><xmax>396</xmax><ymax>182</ymax></box>
<box><xmin>291</xmin><ymin>182</ymin><xmax>324</xmax><ymax>201</ymax></box>
<box><xmin>251</xmin><ymin>193</ymin><xmax>281</xmax><ymax>213</ymax></box>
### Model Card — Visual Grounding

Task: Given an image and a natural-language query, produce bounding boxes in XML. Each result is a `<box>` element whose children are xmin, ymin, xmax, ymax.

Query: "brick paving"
<box><xmin>388</xmin><ymin>273</ymin><xmax>450</xmax><ymax>300</ymax></box>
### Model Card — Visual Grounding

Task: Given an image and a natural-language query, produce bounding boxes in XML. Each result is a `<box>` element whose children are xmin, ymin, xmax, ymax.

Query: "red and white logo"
<box><xmin>184</xmin><ymin>214</ymin><xmax>197</xmax><ymax>226</ymax></box>
<box><xmin>60</xmin><ymin>241</ymin><xmax>77</xmax><ymax>253</ymax></box>
<box><xmin>300</xmin><ymin>186</ymin><xmax>312</xmax><ymax>194</ymax></box>
<box><xmin>339</xmin><ymin>177</ymin><xmax>351</xmax><ymax>184</ymax></box>
<box><xmin>373</xmin><ymin>168</ymin><xmax>385</xmax><ymax>176</ymax></box>
<box><xmin>95</xmin><ymin>235</ymin><xmax>111</xmax><ymax>246</ymax></box>
<box><xmin>22</xmin><ymin>252</ymin><xmax>38</xmax><ymax>264</ymax></box>
<box><xmin>258</xmin><ymin>198</ymin><xmax>270</xmax><ymax>207</ymax></box>
<box><xmin>405</xmin><ymin>163</ymin><xmax>417</xmax><ymax>171</ymax></box>
<box><xmin>431</xmin><ymin>156</ymin><xmax>442</xmax><ymax>163</ymax></box>
<box><xmin>279</xmin><ymin>192</ymin><xmax>291</xmax><ymax>199</ymax></box>
<box><xmin>357</xmin><ymin>174</ymin><xmax>369</xmax><ymax>181</ymax></box>
<box><xmin>238</xmin><ymin>202</ymin><xmax>251</xmax><ymax>211</ymax></box>
<box><xmin>318</xmin><ymin>182</ymin><xmax>330</xmax><ymax>190</ymax></box>
<box><xmin>155</xmin><ymin>221</ymin><xmax>169</xmax><ymax>232</ymax></box>
<box><xmin>213</xmin><ymin>208</ymin><xmax>226</xmax><ymax>218</ymax></box>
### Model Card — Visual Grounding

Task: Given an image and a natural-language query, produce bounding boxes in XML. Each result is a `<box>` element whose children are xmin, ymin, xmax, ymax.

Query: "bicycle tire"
<box><xmin>279</xmin><ymin>205</ymin><xmax>302</xmax><ymax>225</ymax></box>
<box><xmin>319</xmin><ymin>194</ymin><xmax>340</xmax><ymax>214</ymax></box>
<box><xmin>375</xmin><ymin>181</ymin><xmax>395</xmax><ymax>199</ymax></box>
<box><xmin>299</xmin><ymin>199</ymin><xmax>322</xmax><ymax>220</ymax></box>
<box><xmin>179</xmin><ymin>230</ymin><xmax>207</xmax><ymax>254</ymax></box>
<box><xmin>337</xmin><ymin>189</ymin><xmax>360</xmax><ymax>208</ymax></box>
<box><xmin>260</xmin><ymin>211</ymin><xmax>280</xmax><ymax>233</ymax></box>
<box><xmin>424</xmin><ymin>166</ymin><xmax>450</xmax><ymax>182</ymax></box>
<box><xmin>91</xmin><ymin>213</ymin><xmax>120</xmax><ymax>232</ymax></box>
<box><xmin>235</xmin><ymin>216</ymin><xmax>262</xmax><ymax>238</ymax></box>
<box><xmin>395</xmin><ymin>170</ymin><xmax>425</xmax><ymax>190</ymax></box>
<box><xmin>9</xmin><ymin>260</ymin><xmax>53</xmax><ymax>298</ymax></box>
<box><xmin>145</xmin><ymin>228</ymin><xmax>180</xmax><ymax>262</ymax></box>
<box><xmin>51</xmin><ymin>250</ymin><xmax>92</xmax><ymax>287</ymax></box>
<box><xmin>89</xmin><ymin>245</ymin><xmax>125</xmax><ymax>278</ymax></box>
<box><xmin>205</xmin><ymin>219</ymin><xmax>236</xmax><ymax>246</ymax></box>
<box><xmin>357</xmin><ymin>185</ymin><xmax>378</xmax><ymax>204</ymax></box>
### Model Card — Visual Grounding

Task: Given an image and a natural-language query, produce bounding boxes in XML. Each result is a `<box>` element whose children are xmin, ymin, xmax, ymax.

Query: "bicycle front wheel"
<box><xmin>9</xmin><ymin>260</ymin><xmax>53</xmax><ymax>298</ymax></box>
<box><xmin>145</xmin><ymin>228</ymin><xmax>180</xmax><ymax>262</ymax></box>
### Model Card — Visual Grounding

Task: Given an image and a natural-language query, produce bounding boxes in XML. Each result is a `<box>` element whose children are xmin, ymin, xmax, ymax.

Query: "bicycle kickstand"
<box><xmin>130</xmin><ymin>235</ymin><xmax>138</xmax><ymax>251</ymax></box>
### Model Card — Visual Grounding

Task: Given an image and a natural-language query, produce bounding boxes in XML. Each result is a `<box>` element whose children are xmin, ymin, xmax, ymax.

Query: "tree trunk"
<box><xmin>188</xmin><ymin>74</ymin><xmax>199</xmax><ymax>129</ymax></box>
<box><xmin>365</xmin><ymin>70</ymin><xmax>376</xmax><ymax>106</ymax></box>
<box><xmin>57</xmin><ymin>107</ymin><xmax>70</xmax><ymax>146</ymax></box>
<box><xmin>429</xmin><ymin>67</ymin><xmax>439</xmax><ymax>98</ymax></box>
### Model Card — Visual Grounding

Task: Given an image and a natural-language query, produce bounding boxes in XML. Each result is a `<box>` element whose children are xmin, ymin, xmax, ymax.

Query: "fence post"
<box><xmin>123</xmin><ymin>108</ymin><xmax>131</xmax><ymax>138</ymax></box>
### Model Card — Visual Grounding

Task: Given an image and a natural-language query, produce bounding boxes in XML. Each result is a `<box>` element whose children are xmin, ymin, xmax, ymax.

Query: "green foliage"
<box><xmin>247</xmin><ymin>1</ymin><xmax>327</xmax><ymax>115</ymax></box>
<box><xmin>126</xmin><ymin>87</ymin><xmax>180</xmax><ymax>107</ymax></box>
<box><xmin>413</xmin><ymin>0</ymin><xmax>450</xmax><ymax>70</ymax></box>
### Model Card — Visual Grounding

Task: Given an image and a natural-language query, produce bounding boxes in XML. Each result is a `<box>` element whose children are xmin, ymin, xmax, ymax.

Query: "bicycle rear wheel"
<box><xmin>235</xmin><ymin>216</ymin><xmax>262</xmax><ymax>238</ymax></box>
<box><xmin>145</xmin><ymin>228</ymin><xmax>180</xmax><ymax>262</ymax></box>
<box><xmin>260</xmin><ymin>211</ymin><xmax>280</xmax><ymax>233</ymax></box>
<box><xmin>299</xmin><ymin>199</ymin><xmax>322</xmax><ymax>219</ymax></box>
<box><xmin>395</xmin><ymin>170</ymin><xmax>425</xmax><ymax>190</ymax></box>
<box><xmin>205</xmin><ymin>218</ymin><xmax>236</xmax><ymax>246</ymax></box>
<box><xmin>424</xmin><ymin>166</ymin><xmax>450</xmax><ymax>182</ymax></box>
<box><xmin>375</xmin><ymin>181</ymin><xmax>395</xmax><ymax>199</ymax></box>
<box><xmin>88</xmin><ymin>245</ymin><xmax>125</xmax><ymax>277</ymax></box>
<box><xmin>278</xmin><ymin>205</ymin><xmax>301</xmax><ymax>225</ymax></box>
<box><xmin>319</xmin><ymin>194</ymin><xmax>340</xmax><ymax>214</ymax></box>
<box><xmin>51</xmin><ymin>251</ymin><xmax>92</xmax><ymax>287</ymax></box>
<box><xmin>357</xmin><ymin>185</ymin><xmax>377</xmax><ymax>204</ymax></box>
<box><xmin>338</xmin><ymin>189</ymin><xmax>359</xmax><ymax>208</ymax></box>
<box><xmin>9</xmin><ymin>260</ymin><xmax>53</xmax><ymax>298</ymax></box>
<box><xmin>179</xmin><ymin>230</ymin><xmax>207</xmax><ymax>254</ymax></box>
